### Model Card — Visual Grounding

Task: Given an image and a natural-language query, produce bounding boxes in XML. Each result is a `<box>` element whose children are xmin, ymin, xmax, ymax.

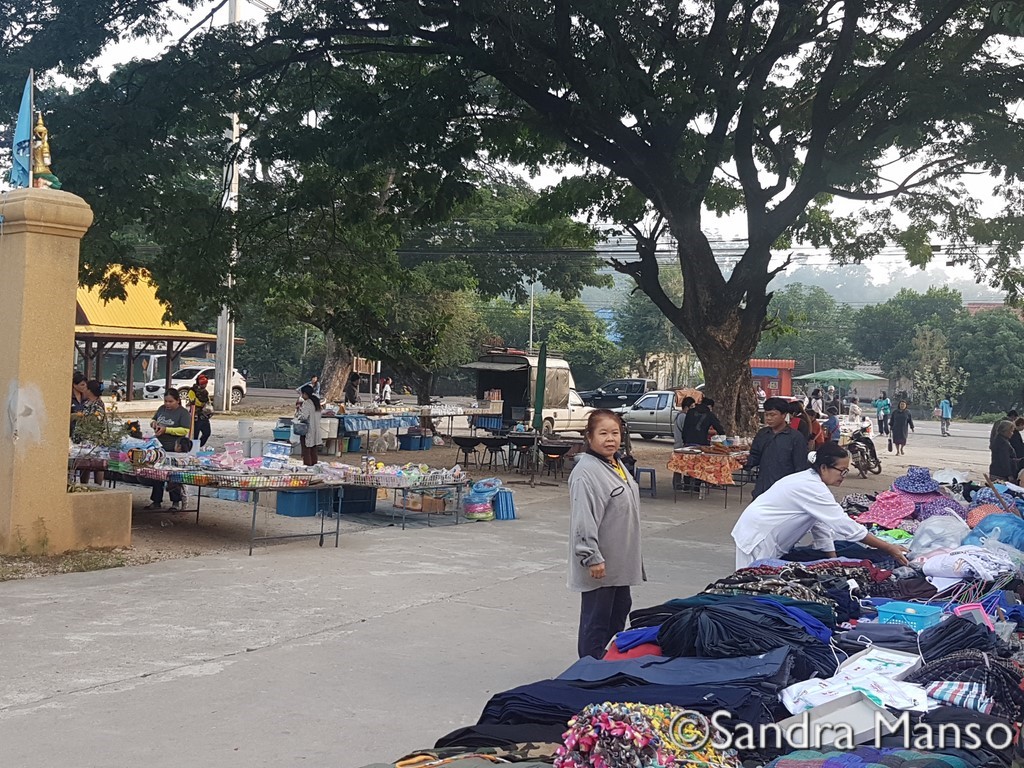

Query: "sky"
<box><xmin>88</xmin><ymin>0</ymin><xmax>1009</xmax><ymax>299</ymax></box>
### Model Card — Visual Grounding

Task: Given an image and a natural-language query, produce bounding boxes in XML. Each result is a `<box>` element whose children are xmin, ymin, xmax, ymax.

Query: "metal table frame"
<box><xmin>388</xmin><ymin>481</ymin><xmax>469</xmax><ymax>530</ymax></box>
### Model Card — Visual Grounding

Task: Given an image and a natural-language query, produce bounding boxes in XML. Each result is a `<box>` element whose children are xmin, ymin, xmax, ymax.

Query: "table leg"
<box><xmin>195</xmin><ymin>487</ymin><xmax>202</xmax><ymax>525</ymax></box>
<box><xmin>318</xmin><ymin>487</ymin><xmax>327</xmax><ymax>547</ymax></box>
<box><xmin>249</xmin><ymin>490</ymin><xmax>259</xmax><ymax>556</ymax></box>
<box><xmin>334</xmin><ymin>495</ymin><xmax>341</xmax><ymax>548</ymax></box>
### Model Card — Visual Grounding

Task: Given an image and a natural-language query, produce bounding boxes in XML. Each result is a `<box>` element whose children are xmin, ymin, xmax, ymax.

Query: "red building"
<box><xmin>749</xmin><ymin>358</ymin><xmax>796</xmax><ymax>397</ymax></box>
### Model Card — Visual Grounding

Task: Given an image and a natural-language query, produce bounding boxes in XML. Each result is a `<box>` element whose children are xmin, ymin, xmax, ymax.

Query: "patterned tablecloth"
<box><xmin>667</xmin><ymin>451</ymin><xmax>748</xmax><ymax>486</ymax></box>
<box><xmin>338</xmin><ymin>415</ymin><xmax>420</xmax><ymax>433</ymax></box>
<box><xmin>468</xmin><ymin>414</ymin><xmax>504</xmax><ymax>431</ymax></box>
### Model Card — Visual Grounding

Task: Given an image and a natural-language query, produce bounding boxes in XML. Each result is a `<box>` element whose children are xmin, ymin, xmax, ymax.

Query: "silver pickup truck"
<box><xmin>620</xmin><ymin>390</ymin><xmax>677</xmax><ymax>439</ymax></box>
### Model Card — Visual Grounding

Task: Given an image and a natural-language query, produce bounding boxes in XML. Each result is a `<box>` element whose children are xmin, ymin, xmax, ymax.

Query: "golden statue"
<box><xmin>31</xmin><ymin>112</ymin><xmax>61</xmax><ymax>190</ymax></box>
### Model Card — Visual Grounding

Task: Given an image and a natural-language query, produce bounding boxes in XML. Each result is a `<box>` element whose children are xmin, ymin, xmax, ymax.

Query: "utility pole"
<box><xmin>214</xmin><ymin>0</ymin><xmax>240</xmax><ymax>412</ymax></box>
<box><xmin>528</xmin><ymin>281</ymin><xmax>536</xmax><ymax>351</ymax></box>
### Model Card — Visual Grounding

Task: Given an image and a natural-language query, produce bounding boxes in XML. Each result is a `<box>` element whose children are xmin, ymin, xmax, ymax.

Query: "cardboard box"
<box><xmin>774</xmin><ymin>692</ymin><xmax>900</xmax><ymax>748</ymax></box>
<box><xmin>838</xmin><ymin>647</ymin><xmax>921</xmax><ymax>682</ymax></box>
<box><xmin>393</xmin><ymin>493</ymin><xmax>423</xmax><ymax>511</ymax></box>
<box><xmin>422</xmin><ymin>495</ymin><xmax>447</xmax><ymax>514</ymax></box>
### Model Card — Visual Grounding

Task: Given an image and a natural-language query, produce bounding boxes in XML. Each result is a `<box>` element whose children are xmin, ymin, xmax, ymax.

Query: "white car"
<box><xmin>142</xmin><ymin>365</ymin><xmax>247</xmax><ymax>406</ymax></box>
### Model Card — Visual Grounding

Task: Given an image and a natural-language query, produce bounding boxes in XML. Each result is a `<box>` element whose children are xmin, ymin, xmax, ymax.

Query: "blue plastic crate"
<box><xmin>347</xmin><ymin>436</ymin><xmax>363</xmax><ymax>452</ymax></box>
<box><xmin>877</xmin><ymin>602</ymin><xmax>944</xmax><ymax>631</ymax></box>
<box><xmin>276</xmin><ymin>490</ymin><xmax>319</xmax><ymax>517</ymax></box>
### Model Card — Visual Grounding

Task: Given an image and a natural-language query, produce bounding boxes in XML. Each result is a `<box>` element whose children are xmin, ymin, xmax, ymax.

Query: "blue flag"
<box><xmin>10</xmin><ymin>74</ymin><xmax>32</xmax><ymax>188</ymax></box>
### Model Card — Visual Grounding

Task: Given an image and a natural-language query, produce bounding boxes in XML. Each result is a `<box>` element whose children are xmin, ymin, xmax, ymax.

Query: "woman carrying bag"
<box><xmin>295</xmin><ymin>384</ymin><xmax>322</xmax><ymax>466</ymax></box>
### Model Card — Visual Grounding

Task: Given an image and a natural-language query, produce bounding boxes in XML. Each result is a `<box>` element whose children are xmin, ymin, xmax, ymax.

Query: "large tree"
<box><xmin>949</xmin><ymin>309</ymin><xmax>1024</xmax><ymax>412</ymax></box>
<box><xmin>244</xmin><ymin>0</ymin><xmax>1024</xmax><ymax>431</ymax></box>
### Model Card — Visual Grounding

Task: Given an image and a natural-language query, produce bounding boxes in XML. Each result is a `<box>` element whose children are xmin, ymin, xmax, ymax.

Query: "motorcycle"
<box><xmin>107</xmin><ymin>375</ymin><xmax>128</xmax><ymax>401</ymax></box>
<box><xmin>847</xmin><ymin>421</ymin><xmax>882</xmax><ymax>478</ymax></box>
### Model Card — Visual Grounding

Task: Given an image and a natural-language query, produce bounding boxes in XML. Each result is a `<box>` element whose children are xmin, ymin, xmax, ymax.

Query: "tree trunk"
<box><xmin>320</xmin><ymin>330</ymin><xmax>354</xmax><ymax>403</ymax></box>
<box><xmin>634</xmin><ymin>223</ymin><xmax>767</xmax><ymax>435</ymax></box>
<box><xmin>411</xmin><ymin>369</ymin><xmax>436</xmax><ymax>433</ymax></box>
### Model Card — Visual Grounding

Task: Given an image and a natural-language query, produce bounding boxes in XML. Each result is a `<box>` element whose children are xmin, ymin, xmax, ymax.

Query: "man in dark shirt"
<box><xmin>746</xmin><ymin>397</ymin><xmax>811</xmax><ymax>499</ymax></box>
<box><xmin>682</xmin><ymin>398</ymin><xmax>725</xmax><ymax>446</ymax></box>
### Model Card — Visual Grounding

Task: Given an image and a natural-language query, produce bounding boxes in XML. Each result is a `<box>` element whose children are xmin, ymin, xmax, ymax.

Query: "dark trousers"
<box><xmin>878</xmin><ymin>414</ymin><xmax>890</xmax><ymax>435</ymax></box>
<box><xmin>150</xmin><ymin>482</ymin><xmax>183</xmax><ymax>505</ymax></box>
<box><xmin>578</xmin><ymin>586</ymin><xmax>632</xmax><ymax>659</ymax></box>
<box><xmin>193</xmin><ymin>418</ymin><xmax>211</xmax><ymax>447</ymax></box>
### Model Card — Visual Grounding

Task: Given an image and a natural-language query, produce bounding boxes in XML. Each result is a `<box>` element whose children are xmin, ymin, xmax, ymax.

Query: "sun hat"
<box><xmin>892</xmin><ymin>466</ymin><xmax>940</xmax><ymax>495</ymax></box>
<box><xmin>967</xmin><ymin>504</ymin><xmax>1010</xmax><ymax>529</ymax></box>
<box><xmin>857</xmin><ymin>490</ymin><xmax>917</xmax><ymax>528</ymax></box>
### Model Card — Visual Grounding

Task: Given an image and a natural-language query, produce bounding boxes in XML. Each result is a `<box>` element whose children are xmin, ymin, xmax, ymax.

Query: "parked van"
<box><xmin>461</xmin><ymin>348</ymin><xmax>592</xmax><ymax>434</ymax></box>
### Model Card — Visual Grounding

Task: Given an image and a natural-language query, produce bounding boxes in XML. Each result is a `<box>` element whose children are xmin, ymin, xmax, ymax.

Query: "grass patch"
<box><xmin>0</xmin><ymin>549</ymin><xmax>152</xmax><ymax>582</ymax></box>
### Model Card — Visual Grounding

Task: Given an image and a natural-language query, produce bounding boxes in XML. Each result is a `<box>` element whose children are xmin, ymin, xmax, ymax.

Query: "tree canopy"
<box><xmin>756</xmin><ymin>284</ymin><xmax>854</xmax><ymax>371</ymax></box>
<box><xmin>10</xmin><ymin>0</ymin><xmax>1024</xmax><ymax>427</ymax></box>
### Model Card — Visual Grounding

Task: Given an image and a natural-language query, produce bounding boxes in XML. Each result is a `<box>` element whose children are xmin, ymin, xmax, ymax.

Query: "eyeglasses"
<box><xmin>829</xmin><ymin>466</ymin><xmax>850</xmax><ymax>477</ymax></box>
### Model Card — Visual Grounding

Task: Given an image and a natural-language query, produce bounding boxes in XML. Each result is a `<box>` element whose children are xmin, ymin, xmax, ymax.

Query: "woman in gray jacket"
<box><xmin>568</xmin><ymin>410</ymin><xmax>645</xmax><ymax>658</ymax></box>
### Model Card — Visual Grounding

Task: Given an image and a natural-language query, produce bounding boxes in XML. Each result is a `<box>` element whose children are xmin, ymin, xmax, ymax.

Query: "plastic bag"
<box><xmin>472</xmin><ymin>477</ymin><xmax>503</xmax><ymax>499</ymax></box>
<box><xmin>908</xmin><ymin>515</ymin><xmax>970</xmax><ymax>559</ymax></box>
<box><xmin>963</xmin><ymin>512</ymin><xmax>1024</xmax><ymax>554</ymax></box>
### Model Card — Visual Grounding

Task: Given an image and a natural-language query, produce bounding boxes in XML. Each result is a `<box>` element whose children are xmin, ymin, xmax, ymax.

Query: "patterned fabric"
<box><xmin>704</xmin><ymin>562</ymin><xmax>889</xmax><ymax>608</ymax></box>
<box><xmin>967</xmin><ymin>505</ymin><xmax>1010</xmax><ymax>529</ymax></box>
<box><xmin>905</xmin><ymin>650</ymin><xmax>1024</xmax><ymax>722</ymax></box>
<box><xmin>893</xmin><ymin>466</ymin><xmax>941</xmax><ymax>494</ymax></box>
<box><xmin>666</xmin><ymin>452</ymin><xmax>745</xmax><ymax>485</ymax></box>
<box><xmin>339</xmin><ymin>415</ymin><xmax>420</xmax><ymax>432</ymax></box>
<box><xmin>857</xmin><ymin>490</ymin><xmax>916</xmax><ymax>528</ymax></box>
<box><xmin>915</xmin><ymin>498</ymin><xmax>967</xmax><ymax>521</ymax></box>
<box><xmin>841</xmin><ymin>494</ymin><xmax>874</xmax><ymax>512</ymax></box>
<box><xmin>925</xmin><ymin>680</ymin><xmax>996</xmax><ymax>714</ymax></box>
<box><xmin>555</xmin><ymin>702</ymin><xmax>741</xmax><ymax>768</ymax></box>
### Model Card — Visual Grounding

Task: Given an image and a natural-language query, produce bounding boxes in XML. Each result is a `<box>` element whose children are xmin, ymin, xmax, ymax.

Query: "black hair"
<box><xmin>72</xmin><ymin>371</ymin><xmax>87</xmax><ymax>386</ymax></box>
<box><xmin>679</xmin><ymin>396</ymin><xmax>696</xmax><ymax>410</ymax></box>
<box><xmin>787</xmin><ymin>400</ymin><xmax>806</xmax><ymax>415</ymax></box>
<box><xmin>763</xmin><ymin>397</ymin><xmax>790</xmax><ymax>413</ymax></box>
<box><xmin>86</xmin><ymin>380</ymin><xmax>103</xmax><ymax>398</ymax></box>
<box><xmin>300</xmin><ymin>384</ymin><xmax>322</xmax><ymax>411</ymax></box>
<box><xmin>1009</xmin><ymin>410</ymin><xmax>1020</xmax><ymax>420</ymax></box>
<box><xmin>702</xmin><ymin>398</ymin><xmax>715</xmax><ymax>408</ymax></box>
<box><xmin>586</xmin><ymin>409</ymin><xmax>625</xmax><ymax>435</ymax></box>
<box><xmin>348</xmin><ymin>372</ymin><xmax>361</xmax><ymax>382</ymax></box>
<box><xmin>173</xmin><ymin>437</ymin><xmax>193</xmax><ymax>453</ymax></box>
<box><xmin>164</xmin><ymin>389</ymin><xmax>181</xmax><ymax>403</ymax></box>
<box><xmin>826</xmin><ymin>406</ymin><xmax>839</xmax><ymax>415</ymax></box>
<box><xmin>813</xmin><ymin>442</ymin><xmax>849</xmax><ymax>473</ymax></box>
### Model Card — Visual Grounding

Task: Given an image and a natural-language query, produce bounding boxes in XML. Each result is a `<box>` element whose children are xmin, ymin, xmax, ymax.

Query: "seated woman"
<box><xmin>145</xmin><ymin>391</ymin><xmax>193</xmax><ymax>512</ymax></box>
<box><xmin>731</xmin><ymin>443</ymin><xmax>909</xmax><ymax>569</ymax></box>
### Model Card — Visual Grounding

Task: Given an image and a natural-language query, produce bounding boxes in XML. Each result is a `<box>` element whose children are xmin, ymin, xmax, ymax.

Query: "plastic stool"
<box><xmin>634</xmin><ymin>467</ymin><xmax>656</xmax><ymax>498</ymax></box>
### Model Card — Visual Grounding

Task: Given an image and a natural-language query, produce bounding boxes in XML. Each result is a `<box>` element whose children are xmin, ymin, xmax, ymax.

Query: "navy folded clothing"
<box><xmin>556</xmin><ymin>646</ymin><xmax>793</xmax><ymax>688</ymax></box>
<box><xmin>656</xmin><ymin>599</ymin><xmax>839</xmax><ymax>680</ymax></box>
<box><xmin>630</xmin><ymin>593</ymin><xmax>836</xmax><ymax>630</ymax></box>
<box><xmin>435</xmin><ymin>723</ymin><xmax>566</xmax><ymax>749</ymax></box>
<box><xmin>477</xmin><ymin>679</ymin><xmax>775</xmax><ymax>728</ymax></box>
<box><xmin>834</xmin><ymin>622</ymin><xmax>920</xmax><ymax>654</ymax></box>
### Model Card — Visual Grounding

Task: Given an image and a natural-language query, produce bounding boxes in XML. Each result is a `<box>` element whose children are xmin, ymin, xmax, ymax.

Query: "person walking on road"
<box><xmin>890</xmin><ymin>400</ymin><xmax>914</xmax><ymax>456</ymax></box>
<box><xmin>874</xmin><ymin>391</ymin><xmax>892</xmax><ymax>437</ymax></box>
<box><xmin>939</xmin><ymin>395</ymin><xmax>953</xmax><ymax>437</ymax></box>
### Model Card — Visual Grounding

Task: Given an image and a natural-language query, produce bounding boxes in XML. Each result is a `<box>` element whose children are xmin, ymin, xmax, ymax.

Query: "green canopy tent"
<box><xmin>792</xmin><ymin>369</ymin><xmax>887</xmax><ymax>414</ymax></box>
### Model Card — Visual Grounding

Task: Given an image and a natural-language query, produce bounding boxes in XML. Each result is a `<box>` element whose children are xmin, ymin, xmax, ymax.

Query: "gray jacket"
<box><xmin>567</xmin><ymin>452</ymin><xmax>646</xmax><ymax>592</ymax></box>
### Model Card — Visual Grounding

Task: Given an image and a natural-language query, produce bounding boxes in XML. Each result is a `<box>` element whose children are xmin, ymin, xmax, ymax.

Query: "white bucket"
<box><xmin>238</xmin><ymin>420</ymin><xmax>255</xmax><ymax>439</ymax></box>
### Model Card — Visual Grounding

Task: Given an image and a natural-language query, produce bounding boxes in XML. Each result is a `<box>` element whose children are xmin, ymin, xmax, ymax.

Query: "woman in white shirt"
<box><xmin>731</xmin><ymin>443</ymin><xmax>909</xmax><ymax>568</ymax></box>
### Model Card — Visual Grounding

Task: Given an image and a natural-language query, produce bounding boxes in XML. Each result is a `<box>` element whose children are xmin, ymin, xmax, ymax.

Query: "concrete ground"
<box><xmin>0</xmin><ymin>417</ymin><xmax>998</xmax><ymax>767</ymax></box>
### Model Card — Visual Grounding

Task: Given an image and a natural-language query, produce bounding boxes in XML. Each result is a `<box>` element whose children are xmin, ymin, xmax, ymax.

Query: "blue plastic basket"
<box><xmin>877</xmin><ymin>601</ymin><xmax>944</xmax><ymax>631</ymax></box>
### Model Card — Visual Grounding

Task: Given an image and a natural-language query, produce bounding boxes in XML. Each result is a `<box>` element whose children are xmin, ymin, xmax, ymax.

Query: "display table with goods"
<box><xmin>667</xmin><ymin>439</ymin><xmax>752</xmax><ymax>505</ymax></box>
<box><xmin>360</xmin><ymin>464</ymin><xmax>1024</xmax><ymax>768</ymax></box>
<box><xmin>75</xmin><ymin>438</ymin><xmax>469</xmax><ymax>552</ymax></box>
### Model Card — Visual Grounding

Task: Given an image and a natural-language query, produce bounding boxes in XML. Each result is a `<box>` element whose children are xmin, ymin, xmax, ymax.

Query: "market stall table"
<box><xmin>337</xmin><ymin>414</ymin><xmax>421</xmax><ymax>452</ymax></box>
<box><xmin>667</xmin><ymin>450</ymin><xmax>751</xmax><ymax>506</ymax></box>
<box><xmin>117</xmin><ymin>464</ymin><xmax>341</xmax><ymax>555</ymax></box>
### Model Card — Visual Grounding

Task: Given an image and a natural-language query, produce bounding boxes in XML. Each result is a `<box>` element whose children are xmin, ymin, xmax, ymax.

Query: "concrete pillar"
<box><xmin>0</xmin><ymin>189</ymin><xmax>131</xmax><ymax>555</ymax></box>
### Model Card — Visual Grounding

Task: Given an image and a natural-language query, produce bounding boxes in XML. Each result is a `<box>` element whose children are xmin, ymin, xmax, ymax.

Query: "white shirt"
<box><xmin>731</xmin><ymin>469</ymin><xmax>867</xmax><ymax>559</ymax></box>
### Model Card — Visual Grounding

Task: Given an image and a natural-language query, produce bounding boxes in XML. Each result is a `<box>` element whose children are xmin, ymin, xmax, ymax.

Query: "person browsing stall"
<box><xmin>77</xmin><ymin>380</ymin><xmax>108</xmax><ymax>486</ymax></box>
<box><xmin>187</xmin><ymin>375</ymin><xmax>213</xmax><ymax>448</ymax></box>
<box><xmin>672</xmin><ymin>396</ymin><xmax>696</xmax><ymax>491</ymax></box>
<box><xmin>70</xmin><ymin>370</ymin><xmax>88</xmax><ymax>437</ymax></box>
<box><xmin>746</xmin><ymin>397</ymin><xmax>811</xmax><ymax>499</ymax></box>
<box><xmin>296</xmin><ymin>384</ymin><xmax>323</xmax><ymax>466</ymax></box>
<box><xmin>146</xmin><ymin>391</ymin><xmax>192</xmax><ymax>511</ymax></box>
<box><xmin>732</xmin><ymin>443</ymin><xmax>910</xmax><ymax>569</ymax></box>
<box><xmin>568</xmin><ymin>410</ymin><xmax>645</xmax><ymax>659</ymax></box>
<box><xmin>990</xmin><ymin>420</ymin><xmax>1019</xmax><ymax>483</ymax></box>
<box><xmin>682</xmin><ymin>398</ymin><xmax>725</xmax><ymax>446</ymax></box>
